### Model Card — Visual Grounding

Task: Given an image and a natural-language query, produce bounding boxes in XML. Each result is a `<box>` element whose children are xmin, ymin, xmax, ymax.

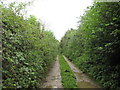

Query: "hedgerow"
<box><xmin>59</xmin><ymin>2</ymin><xmax>120</xmax><ymax>89</ymax></box>
<box><xmin>2</xmin><ymin>2</ymin><xmax>58</xmax><ymax>88</ymax></box>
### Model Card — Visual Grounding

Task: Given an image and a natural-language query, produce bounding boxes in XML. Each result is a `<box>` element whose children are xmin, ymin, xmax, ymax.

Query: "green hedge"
<box><xmin>59</xmin><ymin>2</ymin><xmax>120</xmax><ymax>90</ymax></box>
<box><xmin>2</xmin><ymin>3</ymin><xmax>58</xmax><ymax>88</ymax></box>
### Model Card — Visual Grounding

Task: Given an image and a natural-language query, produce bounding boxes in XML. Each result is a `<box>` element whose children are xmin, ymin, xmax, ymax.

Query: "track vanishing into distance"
<box><xmin>42</xmin><ymin>55</ymin><xmax>101</xmax><ymax>88</ymax></box>
<box><xmin>42</xmin><ymin>56</ymin><xmax>63</xmax><ymax>88</ymax></box>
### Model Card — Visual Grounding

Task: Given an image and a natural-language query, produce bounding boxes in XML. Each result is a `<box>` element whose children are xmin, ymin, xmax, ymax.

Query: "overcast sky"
<box><xmin>3</xmin><ymin>0</ymin><xmax>94</xmax><ymax>40</ymax></box>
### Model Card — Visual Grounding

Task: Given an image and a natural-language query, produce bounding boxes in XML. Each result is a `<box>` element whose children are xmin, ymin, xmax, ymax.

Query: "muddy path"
<box><xmin>63</xmin><ymin>56</ymin><xmax>101</xmax><ymax>88</ymax></box>
<box><xmin>42</xmin><ymin>56</ymin><xmax>63</xmax><ymax>88</ymax></box>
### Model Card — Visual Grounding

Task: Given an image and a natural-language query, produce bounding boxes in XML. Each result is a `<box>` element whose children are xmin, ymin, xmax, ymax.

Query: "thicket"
<box><xmin>2</xmin><ymin>2</ymin><xmax>58</xmax><ymax>88</ymax></box>
<box><xmin>59</xmin><ymin>55</ymin><xmax>77</xmax><ymax>88</ymax></box>
<box><xmin>59</xmin><ymin>2</ymin><xmax>120</xmax><ymax>89</ymax></box>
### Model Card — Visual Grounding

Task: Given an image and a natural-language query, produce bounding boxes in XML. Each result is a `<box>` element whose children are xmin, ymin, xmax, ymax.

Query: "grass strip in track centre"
<box><xmin>59</xmin><ymin>55</ymin><xmax>77</xmax><ymax>88</ymax></box>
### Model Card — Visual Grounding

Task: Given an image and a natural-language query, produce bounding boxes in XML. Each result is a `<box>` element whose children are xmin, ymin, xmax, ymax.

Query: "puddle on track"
<box><xmin>63</xmin><ymin>56</ymin><xmax>101</xmax><ymax>88</ymax></box>
<box><xmin>45</xmin><ymin>86</ymin><xmax>52</xmax><ymax>88</ymax></box>
<box><xmin>77</xmin><ymin>81</ymin><xmax>98</xmax><ymax>88</ymax></box>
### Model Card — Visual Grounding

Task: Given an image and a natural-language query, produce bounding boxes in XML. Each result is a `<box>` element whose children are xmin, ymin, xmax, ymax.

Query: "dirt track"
<box><xmin>42</xmin><ymin>55</ymin><xmax>101</xmax><ymax>88</ymax></box>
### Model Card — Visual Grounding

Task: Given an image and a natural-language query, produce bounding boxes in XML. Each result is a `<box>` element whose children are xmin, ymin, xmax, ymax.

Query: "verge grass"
<box><xmin>59</xmin><ymin>55</ymin><xmax>77</xmax><ymax>88</ymax></box>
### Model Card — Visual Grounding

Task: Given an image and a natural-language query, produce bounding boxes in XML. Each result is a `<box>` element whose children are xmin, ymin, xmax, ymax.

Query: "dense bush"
<box><xmin>2</xmin><ymin>2</ymin><xmax>58</xmax><ymax>88</ymax></box>
<box><xmin>59</xmin><ymin>2</ymin><xmax>120</xmax><ymax>89</ymax></box>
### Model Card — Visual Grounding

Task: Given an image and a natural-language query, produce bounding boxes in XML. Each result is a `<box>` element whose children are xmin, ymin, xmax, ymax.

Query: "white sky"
<box><xmin>3</xmin><ymin>0</ymin><xmax>94</xmax><ymax>40</ymax></box>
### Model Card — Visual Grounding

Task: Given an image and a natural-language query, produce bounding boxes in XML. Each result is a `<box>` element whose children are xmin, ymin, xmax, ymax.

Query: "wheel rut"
<box><xmin>42</xmin><ymin>56</ymin><xmax>63</xmax><ymax>88</ymax></box>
